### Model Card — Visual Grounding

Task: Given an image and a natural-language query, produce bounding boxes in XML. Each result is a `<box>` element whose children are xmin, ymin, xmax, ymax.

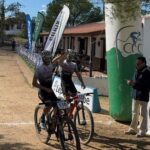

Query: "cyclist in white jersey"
<box><xmin>59</xmin><ymin>49</ymin><xmax>86</xmax><ymax>100</ymax></box>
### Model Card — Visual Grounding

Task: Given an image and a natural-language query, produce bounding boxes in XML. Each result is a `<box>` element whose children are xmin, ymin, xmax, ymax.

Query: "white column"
<box><xmin>88</xmin><ymin>37</ymin><xmax>91</xmax><ymax>56</ymax></box>
<box><xmin>74</xmin><ymin>37</ymin><xmax>78</xmax><ymax>52</ymax></box>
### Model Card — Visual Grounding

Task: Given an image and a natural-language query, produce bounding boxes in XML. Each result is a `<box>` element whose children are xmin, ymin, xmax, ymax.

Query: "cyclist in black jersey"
<box><xmin>32</xmin><ymin>50</ymin><xmax>67</xmax><ymax>128</ymax></box>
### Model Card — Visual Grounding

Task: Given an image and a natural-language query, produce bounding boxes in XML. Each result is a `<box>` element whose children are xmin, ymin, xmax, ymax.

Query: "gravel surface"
<box><xmin>0</xmin><ymin>47</ymin><xmax>150</xmax><ymax>150</ymax></box>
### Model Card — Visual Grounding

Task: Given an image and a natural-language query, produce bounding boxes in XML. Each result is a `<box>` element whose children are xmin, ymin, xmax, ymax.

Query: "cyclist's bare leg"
<box><xmin>65</xmin><ymin>92</ymin><xmax>77</xmax><ymax>119</ymax></box>
<box><xmin>41</xmin><ymin>106</ymin><xmax>51</xmax><ymax>123</ymax></box>
<box><xmin>43</xmin><ymin>107</ymin><xmax>51</xmax><ymax>115</ymax></box>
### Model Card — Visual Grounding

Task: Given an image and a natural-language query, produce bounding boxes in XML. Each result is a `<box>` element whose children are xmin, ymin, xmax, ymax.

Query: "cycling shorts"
<box><xmin>61</xmin><ymin>79</ymin><xmax>77</xmax><ymax>95</ymax></box>
<box><xmin>38</xmin><ymin>90</ymin><xmax>58</xmax><ymax>107</ymax></box>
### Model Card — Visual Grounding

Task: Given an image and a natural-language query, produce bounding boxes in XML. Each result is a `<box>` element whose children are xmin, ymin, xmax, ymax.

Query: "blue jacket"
<box><xmin>132</xmin><ymin>66</ymin><xmax>150</xmax><ymax>102</ymax></box>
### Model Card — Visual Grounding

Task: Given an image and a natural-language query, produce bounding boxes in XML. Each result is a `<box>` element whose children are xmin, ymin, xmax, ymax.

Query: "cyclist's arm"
<box><xmin>32</xmin><ymin>73</ymin><xmax>52</xmax><ymax>93</ymax></box>
<box><xmin>52</xmin><ymin>52</ymin><xmax>67</xmax><ymax>65</ymax></box>
<box><xmin>75</xmin><ymin>71</ymin><xmax>86</xmax><ymax>88</ymax></box>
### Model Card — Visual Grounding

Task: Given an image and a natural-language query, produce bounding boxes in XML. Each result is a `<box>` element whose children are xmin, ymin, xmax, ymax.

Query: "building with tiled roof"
<box><xmin>63</xmin><ymin>22</ymin><xmax>105</xmax><ymax>35</ymax></box>
<box><xmin>40</xmin><ymin>21</ymin><xmax>106</xmax><ymax>72</ymax></box>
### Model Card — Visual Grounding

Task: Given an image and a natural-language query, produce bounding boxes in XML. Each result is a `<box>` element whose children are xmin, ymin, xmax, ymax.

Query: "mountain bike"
<box><xmin>68</xmin><ymin>93</ymin><xmax>94</xmax><ymax>144</ymax></box>
<box><xmin>34</xmin><ymin>99</ymin><xmax>81</xmax><ymax>150</ymax></box>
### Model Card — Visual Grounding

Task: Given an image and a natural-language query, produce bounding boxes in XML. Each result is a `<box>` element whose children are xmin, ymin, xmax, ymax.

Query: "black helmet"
<box><xmin>41</xmin><ymin>50</ymin><xmax>51</xmax><ymax>59</ymax></box>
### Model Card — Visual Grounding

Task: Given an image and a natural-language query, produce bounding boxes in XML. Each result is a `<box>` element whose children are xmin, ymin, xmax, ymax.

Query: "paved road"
<box><xmin>0</xmin><ymin>47</ymin><xmax>150</xmax><ymax>150</ymax></box>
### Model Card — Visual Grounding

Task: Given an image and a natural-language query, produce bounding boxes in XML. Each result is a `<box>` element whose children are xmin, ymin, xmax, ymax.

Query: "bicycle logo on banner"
<box><xmin>115</xmin><ymin>25</ymin><xmax>143</xmax><ymax>55</ymax></box>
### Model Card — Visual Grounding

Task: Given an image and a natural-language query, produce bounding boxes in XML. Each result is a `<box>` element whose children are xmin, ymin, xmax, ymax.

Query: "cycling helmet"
<box><xmin>41</xmin><ymin>50</ymin><xmax>52</xmax><ymax>59</ymax></box>
<box><xmin>66</xmin><ymin>49</ymin><xmax>76</xmax><ymax>62</ymax></box>
<box><xmin>67</xmin><ymin>49</ymin><xmax>76</xmax><ymax>58</ymax></box>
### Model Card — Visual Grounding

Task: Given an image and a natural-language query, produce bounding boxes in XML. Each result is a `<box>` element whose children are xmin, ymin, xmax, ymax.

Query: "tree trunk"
<box><xmin>0</xmin><ymin>0</ymin><xmax>5</xmax><ymax>44</ymax></box>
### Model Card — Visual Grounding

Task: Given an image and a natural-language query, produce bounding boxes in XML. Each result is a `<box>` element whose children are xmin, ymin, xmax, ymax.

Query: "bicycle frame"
<box><xmin>68</xmin><ymin>93</ymin><xmax>93</xmax><ymax>122</ymax></box>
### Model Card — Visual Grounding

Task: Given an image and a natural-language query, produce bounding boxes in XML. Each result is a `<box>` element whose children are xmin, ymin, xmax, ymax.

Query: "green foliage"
<box><xmin>79</xmin><ymin>6</ymin><xmax>104</xmax><ymax>24</ymax></box>
<box><xmin>5</xmin><ymin>12</ymin><xmax>26</xmax><ymax>25</ymax></box>
<box><xmin>141</xmin><ymin>0</ymin><xmax>150</xmax><ymax>14</ymax></box>
<box><xmin>44</xmin><ymin>0</ymin><xmax>103</xmax><ymax>30</ymax></box>
<box><xmin>0</xmin><ymin>1</ymin><xmax>26</xmax><ymax>43</ymax></box>
<box><xmin>104</xmin><ymin>0</ymin><xmax>150</xmax><ymax>22</ymax></box>
<box><xmin>105</xmin><ymin>0</ymin><xmax>140</xmax><ymax>22</ymax></box>
<box><xmin>5</xmin><ymin>2</ymin><xmax>21</xmax><ymax>16</ymax></box>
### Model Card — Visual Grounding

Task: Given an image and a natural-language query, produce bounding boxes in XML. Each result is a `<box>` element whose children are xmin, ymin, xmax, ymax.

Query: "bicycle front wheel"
<box><xmin>58</xmin><ymin>117</ymin><xmax>81</xmax><ymax>150</ymax></box>
<box><xmin>34</xmin><ymin>105</ymin><xmax>50</xmax><ymax>144</ymax></box>
<box><xmin>74</xmin><ymin>105</ymin><xmax>94</xmax><ymax>144</ymax></box>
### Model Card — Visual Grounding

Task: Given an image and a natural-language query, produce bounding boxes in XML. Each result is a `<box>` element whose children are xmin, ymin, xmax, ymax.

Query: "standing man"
<box><xmin>11</xmin><ymin>39</ymin><xmax>16</xmax><ymax>51</ymax></box>
<box><xmin>125</xmin><ymin>56</ymin><xmax>150</xmax><ymax>137</ymax></box>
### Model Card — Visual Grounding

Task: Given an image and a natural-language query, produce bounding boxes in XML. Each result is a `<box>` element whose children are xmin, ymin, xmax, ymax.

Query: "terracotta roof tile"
<box><xmin>64</xmin><ymin>22</ymin><xmax>105</xmax><ymax>35</ymax></box>
<box><xmin>143</xmin><ymin>15</ymin><xmax>150</xmax><ymax>19</ymax></box>
<box><xmin>40</xmin><ymin>21</ymin><xmax>105</xmax><ymax>36</ymax></box>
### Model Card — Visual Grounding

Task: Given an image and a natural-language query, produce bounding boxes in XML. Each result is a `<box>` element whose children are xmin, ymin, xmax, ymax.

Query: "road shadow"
<box><xmin>46</xmin><ymin>138</ymin><xmax>79</xmax><ymax>150</ymax></box>
<box><xmin>0</xmin><ymin>134</ymin><xmax>38</xmax><ymax>150</ymax></box>
<box><xmin>46</xmin><ymin>139</ymin><xmax>62</xmax><ymax>149</ymax></box>
<box><xmin>94</xmin><ymin>108</ymin><xmax>109</xmax><ymax>116</ymax></box>
<box><xmin>86</xmin><ymin>133</ymin><xmax>150</xmax><ymax>150</ymax></box>
<box><xmin>0</xmin><ymin>143</ymin><xmax>36</xmax><ymax>150</ymax></box>
<box><xmin>100</xmin><ymin>108</ymin><xmax>109</xmax><ymax>115</ymax></box>
<box><xmin>0</xmin><ymin>134</ymin><xmax>4</xmax><ymax>140</ymax></box>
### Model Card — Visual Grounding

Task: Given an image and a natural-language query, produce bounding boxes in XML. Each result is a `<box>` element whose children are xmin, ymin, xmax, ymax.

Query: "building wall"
<box><xmin>41</xmin><ymin>33</ymin><xmax>105</xmax><ymax>57</ymax></box>
<box><xmin>40</xmin><ymin>32</ymin><xmax>106</xmax><ymax>71</ymax></box>
<box><xmin>5</xmin><ymin>24</ymin><xmax>22</xmax><ymax>35</ymax></box>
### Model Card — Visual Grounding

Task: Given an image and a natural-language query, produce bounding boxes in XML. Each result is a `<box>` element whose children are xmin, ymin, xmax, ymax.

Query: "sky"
<box><xmin>5</xmin><ymin>0</ymin><xmax>103</xmax><ymax>18</ymax></box>
<box><xmin>5</xmin><ymin>0</ymin><xmax>52</xmax><ymax>17</ymax></box>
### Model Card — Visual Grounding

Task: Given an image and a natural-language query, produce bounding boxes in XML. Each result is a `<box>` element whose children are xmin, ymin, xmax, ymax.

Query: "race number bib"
<box><xmin>57</xmin><ymin>101</ymin><xmax>69</xmax><ymax>110</ymax></box>
<box><xmin>77</xmin><ymin>93</ymin><xmax>85</xmax><ymax>102</ymax></box>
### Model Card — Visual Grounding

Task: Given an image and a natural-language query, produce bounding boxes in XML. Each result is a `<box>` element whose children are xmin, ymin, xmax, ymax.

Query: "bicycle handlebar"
<box><xmin>77</xmin><ymin>92</ymin><xmax>94</xmax><ymax>95</ymax></box>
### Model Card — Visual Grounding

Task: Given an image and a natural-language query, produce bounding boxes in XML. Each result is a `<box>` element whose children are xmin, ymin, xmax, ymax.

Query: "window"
<box><xmin>70</xmin><ymin>37</ymin><xmax>75</xmax><ymax>49</ymax></box>
<box><xmin>67</xmin><ymin>37</ymin><xmax>70</xmax><ymax>49</ymax></box>
<box><xmin>5</xmin><ymin>25</ymin><xmax>9</xmax><ymax>30</ymax></box>
<box><xmin>85</xmin><ymin>37</ymin><xmax>88</xmax><ymax>54</ymax></box>
<box><xmin>11</xmin><ymin>25</ymin><xmax>14</xmax><ymax>30</ymax></box>
<box><xmin>17</xmin><ymin>24</ymin><xmax>21</xmax><ymax>29</ymax></box>
<box><xmin>92</xmin><ymin>37</ymin><xmax>96</xmax><ymax>56</ymax></box>
<box><xmin>63</xmin><ymin>37</ymin><xmax>65</xmax><ymax>49</ymax></box>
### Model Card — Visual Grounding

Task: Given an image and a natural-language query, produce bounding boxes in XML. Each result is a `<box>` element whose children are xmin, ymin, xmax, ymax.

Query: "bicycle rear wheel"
<box><xmin>74</xmin><ymin>105</ymin><xmax>94</xmax><ymax>144</ymax></box>
<box><xmin>34</xmin><ymin>105</ymin><xmax>50</xmax><ymax>144</ymax></box>
<box><xmin>58</xmin><ymin>117</ymin><xmax>81</xmax><ymax>150</ymax></box>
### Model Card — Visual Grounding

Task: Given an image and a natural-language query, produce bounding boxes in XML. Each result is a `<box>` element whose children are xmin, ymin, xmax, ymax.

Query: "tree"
<box><xmin>44</xmin><ymin>0</ymin><xmax>103</xmax><ymax>31</ymax></box>
<box><xmin>79</xmin><ymin>6</ymin><xmax>104</xmax><ymax>24</ymax></box>
<box><xmin>103</xmin><ymin>0</ymin><xmax>150</xmax><ymax>23</ymax></box>
<box><xmin>103</xmin><ymin>0</ymin><xmax>150</xmax><ymax>16</ymax></box>
<box><xmin>5</xmin><ymin>12</ymin><xmax>26</xmax><ymax>38</ymax></box>
<box><xmin>141</xmin><ymin>0</ymin><xmax>150</xmax><ymax>14</ymax></box>
<box><xmin>0</xmin><ymin>0</ymin><xmax>5</xmax><ymax>44</ymax></box>
<box><xmin>0</xmin><ymin>0</ymin><xmax>22</xmax><ymax>43</ymax></box>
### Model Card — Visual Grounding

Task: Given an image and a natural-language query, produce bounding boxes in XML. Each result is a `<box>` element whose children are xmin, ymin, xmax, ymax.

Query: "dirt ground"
<box><xmin>0</xmin><ymin>47</ymin><xmax>150</xmax><ymax>150</ymax></box>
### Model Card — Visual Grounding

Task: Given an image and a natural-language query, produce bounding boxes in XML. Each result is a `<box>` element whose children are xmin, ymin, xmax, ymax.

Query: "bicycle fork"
<box><xmin>57</xmin><ymin>118</ymin><xmax>73</xmax><ymax>141</ymax></box>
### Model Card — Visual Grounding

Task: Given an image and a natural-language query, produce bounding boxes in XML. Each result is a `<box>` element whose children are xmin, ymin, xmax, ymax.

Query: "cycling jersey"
<box><xmin>59</xmin><ymin>59</ymin><xmax>78</xmax><ymax>95</ymax></box>
<box><xmin>35</xmin><ymin>63</ymin><xmax>57</xmax><ymax>104</ymax></box>
<box><xmin>35</xmin><ymin>64</ymin><xmax>54</xmax><ymax>86</ymax></box>
<box><xmin>60</xmin><ymin>60</ymin><xmax>78</xmax><ymax>78</ymax></box>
